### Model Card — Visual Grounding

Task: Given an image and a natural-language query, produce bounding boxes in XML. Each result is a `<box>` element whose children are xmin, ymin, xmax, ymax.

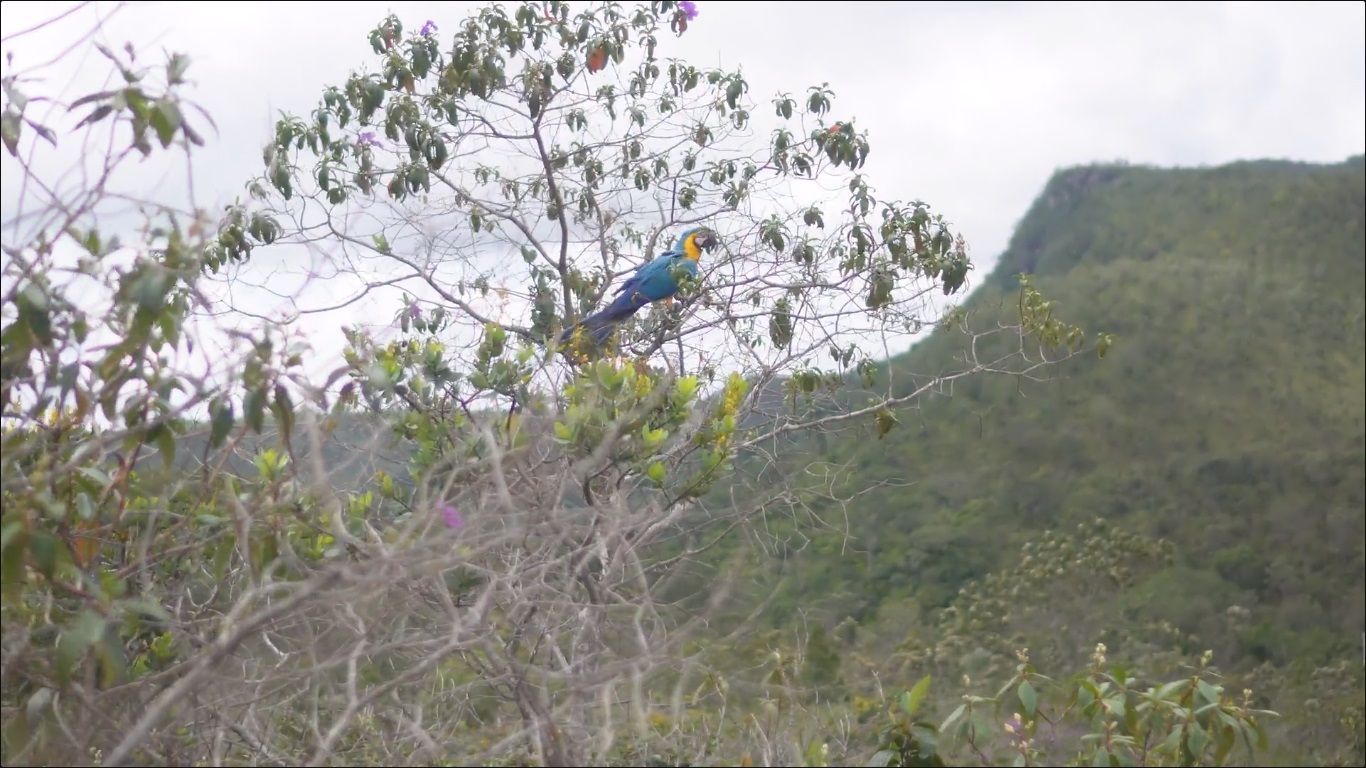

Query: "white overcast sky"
<box><xmin>3</xmin><ymin>0</ymin><xmax>1364</xmax><ymax>372</ymax></box>
<box><xmin>5</xmin><ymin>0</ymin><xmax>1363</xmax><ymax>262</ymax></box>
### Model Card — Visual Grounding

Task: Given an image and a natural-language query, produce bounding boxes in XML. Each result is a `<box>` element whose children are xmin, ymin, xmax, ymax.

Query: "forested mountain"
<box><xmin>692</xmin><ymin>156</ymin><xmax>1365</xmax><ymax>764</ymax></box>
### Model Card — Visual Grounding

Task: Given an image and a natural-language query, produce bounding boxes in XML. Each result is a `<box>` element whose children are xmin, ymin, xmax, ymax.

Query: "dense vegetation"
<box><xmin>693</xmin><ymin>156</ymin><xmax>1366</xmax><ymax>765</ymax></box>
<box><xmin>748</xmin><ymin>157</ymin><xmax>1366</xmax><ymax>631</ymax></box>
<box><xmin>2</xmin><ymin>1</ymin><xmax>1361</xmax><ymax>765</ymax></box>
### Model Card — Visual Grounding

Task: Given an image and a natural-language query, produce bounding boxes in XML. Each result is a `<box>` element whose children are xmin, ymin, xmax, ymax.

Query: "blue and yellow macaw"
<box><xmin>560</xmin><ymin>227</ymin><xmax>718</xmax><ymax>349</ymax></box>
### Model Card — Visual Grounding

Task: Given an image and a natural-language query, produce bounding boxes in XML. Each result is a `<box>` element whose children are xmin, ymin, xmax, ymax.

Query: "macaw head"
<box><xmin>677</xmin><ymin>227</ymin><xmax>719</xmax><ymax>261</ymax></box>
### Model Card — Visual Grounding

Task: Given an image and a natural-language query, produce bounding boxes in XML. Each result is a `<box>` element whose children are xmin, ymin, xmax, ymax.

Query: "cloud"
<box><xmin>4</xmin><ymin>0</ymin><xmax>1362</xmax><ymax>372</ymax></box>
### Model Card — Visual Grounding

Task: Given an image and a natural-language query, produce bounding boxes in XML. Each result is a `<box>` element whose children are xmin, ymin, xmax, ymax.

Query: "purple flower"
<box><xmin>358</xmin><ymin>130</ymin><xmax>380</xmax><ymax>148</ymax></box>
<box><xmin>679</xmin><ymin>1</ymin><xmax>698</xmax><ymax>20</ymax></box>
<box><xmin>439</xmin><ymin>503</ymin><xmax>463</xmax><ymax>530</ymax></box>
<box><xmin>420</xmin><ymin>20</ymin><xmax>438</xmax><ymax>37</ymax></box>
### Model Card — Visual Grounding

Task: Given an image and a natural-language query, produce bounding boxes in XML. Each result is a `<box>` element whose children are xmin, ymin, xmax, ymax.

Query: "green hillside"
<box><xmin>707</xmin><ymin>157</ymin><xmax>1364</xmax><ymax>733</ymax></box>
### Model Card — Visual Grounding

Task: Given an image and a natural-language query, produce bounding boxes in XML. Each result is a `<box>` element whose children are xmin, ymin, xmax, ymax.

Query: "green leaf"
<box><xmin>904</xmin><ymin>675</ymin><xmax>931</xmax><ymax>718</ymax></box>
<box><xmin>939</xmin><ymin>703</ymin><xmax>966</xmax><ymax>734</ymax></box>
<box><xmin>17</xmin><ymin>284</ymin><xmax>53</xmax><ymax>346</ymax></box>
<box><xmin>94</xmin><ymin>627</ymin><xmax>128</xmax><ymax>687</ymax></box>
<box><xmin>1251</xmin><ymin>719</ymin><xmax>1268</xmax><ymax>751</ymax></box>
<box><xmin>1</xmin><ymin>528</ymin><xmax>29</xmax><ymax>598</ymax></box>
<box><xmin>1105</xmin><ymin>693</ymin><xmax>1126</xmax><ymax>721</ymax></box>
<box><xmin>167</xmin><ymin>53</ymin><xmax>191</xmax><ymax>84</ymax></box>
<box><xmin>25</xmin><ymin>687</ymin><xmax>54</xmax><ymax>725</ymax></box>
<box><xmin>29</xmin><ymin>532</ymin><xmax>61</xmax><ymax>579</ymax></box>
<box><xmin>1018</xmin><ymin>680</ymin><xmax>1037</xmax><ymax>718</ymax></box>
<box><xmin>1161</xmin><ymin>727</ymin><xmax>1183</xmax><ymax>753</ymax></box>
<box><xmin>875</xmin><ymin>407</ymin><xmax>898</xmax><ymax>439</ymax></box>
<box><xmin>54</xmin><ymin>630</ymin><xmax>85</xmax><ymax>685</ymax></box>
<box><xmin>75</xmin><ymin>104</ymin><xmax>114</xmax><ymax>129</ymax></box>
<box><xmin>2</xmin><ymin>109</ymin><xmax>21</xmax><ymax>155</ymax></box>
<box><xmin>641</xmin><ymin>426</ymin><xmax>668</xmax><ymax>449</ymax></box>
<box><xmin>2</xmin><ymin>717</ymin><xmax>30</xmax><ymax>763</ymax></box>
<box><xmin>251</xmin><ymin>534</ymin><xmax>278</xmax><ymax>576</ymax></box>
<box><xmin>26</xmin><ymin>118</ymin><xmax>58</xmax><ymax>147</ymax></box>
<box><xmin>98</xmin><ymin>570</ymin><xmax>127</xmax><ymax>600</ymax></box>
<box><xmin>150</xmin><ymin>630</ymin><xmax>175</xmax><ymax>660</ymax></box>
<box><xmin>1151</xmin><ymin>680</ymin><xmax>1187</xmax><ymax>702</ymax></box>
<box><xmin>244</xmin><ymin>388</ymin><xmax>266</xmax><ymax>433</ymax></box>
<box><xmin>76</xmin><ymin>492</ymin><xmax>96</xmax><ymax>522</ymax></box>
<box><xmin>78</xmin><ymin>467</ymin><xmax>112</xmax><ymax>488</ymax></box>
<box><xmin>646</xmin><ymin>461</ymin><xmax>666</xmax><ymax>484</ymax></box>
<box><xmin>1186</xmin><ymin>721</ymin><xmax>1209</xmax><ymax>758</ymax></box>
<box><xmin>1196</xmin><ymin>679</ymin><xmax>1221</xmax><ymax>706</ymax></box>
<box><xmin>209</xmin><ymin>399</ymin><xmax>234</xmax><ymax>448</ymax></box>
<box><xmin>150</xmin><ymin>101</ymin><xmax>183</xmax><ymax>147</ymax></box>
<box><xmin>1213</xmin><ymin>720</ymin><xmax>1236</xmax><ymax>764</ymax></box>
<box><xmin>273</xmin><ymin>384</ymin><xmax>294</xmax><ymax>438</ymax></box>
<box><xmin>1097</xmin><ymin>333</ymin><xmax>1114</xmax><ymax>358</ymax></box>
<box><xmin>1</xmin><ymin>520</ymin><xmax>23</xmax><ymax>551</ymax></box>
<box><xmin>769</xmin><ymin>297</ymin><xmax>793</xmax><ymax>348</ymax></box>
<box><xmin>867</xmin><ymin>750</ymin><xmax>896</xmax><ymax>767</ymax></box>
<box><xmin>155</xmin><ymin>424</ymin><xmax>176</xmax><ymax>469</ymax></box>
<box><xmin>803</xmin><ymin>739</ymin><xmax>827</xmax><ymax>768</ymax></box>
<box><xmin>56</xmin><ymin>610</ymin><xmax>106</xmax><ymax>684</ymax></box>
<box><xmin>211</xmin><ymin>538</ymin><xmax>232</xmax><ymax>581</ymax></box>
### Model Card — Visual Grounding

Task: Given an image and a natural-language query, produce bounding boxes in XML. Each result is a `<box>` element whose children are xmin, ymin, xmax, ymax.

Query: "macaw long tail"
<box><xmin>560</xmin><ymin>291</ymin><xmax>646</xmax><ymax>347</ymax></box>
<box><xmin>560</xmin><ymin>312</ymin><xmax>620</xmax><ymax>347</ymax></box>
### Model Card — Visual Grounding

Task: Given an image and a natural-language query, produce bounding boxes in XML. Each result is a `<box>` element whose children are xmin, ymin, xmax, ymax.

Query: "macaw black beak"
<box><xmin>697</xmin><ymin>232</ymin><xmax>718</xmax><ymax>252</ymax></box>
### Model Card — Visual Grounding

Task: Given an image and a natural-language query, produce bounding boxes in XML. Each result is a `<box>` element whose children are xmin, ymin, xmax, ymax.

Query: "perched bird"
<box><xmin>560</xmin><ymin>227</ymin><xmax>718</xmax><ymax>350</ymax></box>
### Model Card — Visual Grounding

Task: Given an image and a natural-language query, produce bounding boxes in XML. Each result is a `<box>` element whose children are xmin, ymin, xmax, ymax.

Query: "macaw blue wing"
<box><xmin>611</xmin><ymin>252</ymin><xmax>672</xmax><ymax>300</ymax></box>
<box><xmin>561</xmin><ymin>253</ymin><xmax>692</xmax><ymax>348</ymax></box>
<box><xmin>558</xmin><ymin>227</ymin><xmax>714</xmax><ymax>353</ymax></box>
<box><xmin>627</xmin><ymin>252</ymin><xmax>695</xmax><ymax>301</ymax></box>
